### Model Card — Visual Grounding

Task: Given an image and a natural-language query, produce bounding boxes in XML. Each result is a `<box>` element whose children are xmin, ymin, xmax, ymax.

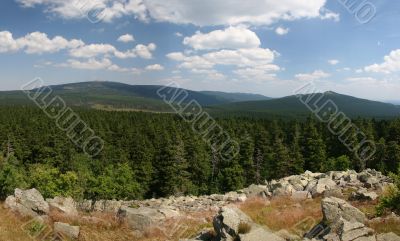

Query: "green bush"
<box><xmin>377</xmin><ymin>171</ymin><xmax>400</xmax><ymax>216</ymax></box>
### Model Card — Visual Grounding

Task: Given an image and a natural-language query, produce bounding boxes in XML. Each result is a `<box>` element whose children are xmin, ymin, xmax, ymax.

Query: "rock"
<box><xmin>239</xmin><ymin>224</ymin><xmax>285</xmax><ymax>241</ymax></box>
<box><xmin>54</xmin><ymin>222</ymin><xmax>80</xmax><ymax>240</ymax></box>
<box><xmin>377</xmin><ymin>232</ymin><xmax>400</xmax><ymax>241</ymax></box>
<box><xmin>321</xmin><ymin>197</ymin><xmax>366</xmax><ymax>230</ymax></box>
<box><xmin>291</xmin><ymin>191</ymin><xmax>312</xmax><ymax>201</ymax></box>
<box><xmin>77</xmin><ymin>199</ymin><xmax>93</xmax><ymax>212</ymax></box>
<box><xmin>323</xmin><ymin>189</ymin><xmax>344</xmax><ymax>199</ymax></box>
<box><xmin>104</xmin><ymin>200</ymin><xmax>122</xmax><ymax>213</ymax></box>
<box><xmin>350</xmin><ymin>191</ymin><xmax>379</xmax><ymax>201</ymax></box>
<box><xmin>276</xmin><ymin>229</ymin><xmax>301</xmax><ymax>240</ymax></box>
<box><xmin>118</xmin><ymin>206</ymin><xmax>165</xmax><ymax>232</ymax></box>
<box><xmin>213</xmin><ymin>206</ymin><xmax>252</xmax><ymax>239</ymax></box>
<box><xmin>310</xmin><ymin>178</ymin><xmax>337</xmax><ymax>197</ymax></box>
<box><xmin>5</xmin><ymin>189</ymin><xmax>49</xmax><ymax>217</ymax></box>
<box><xmin>241</xmin><ymin>184</ymin><xmax>269</xmax><ymax>198</ymax></box>
<box><xmin>47</xmin><ymin>197</ymin><xmax>78</xmax><ymax>216</ymax></box>
<box><xmin>338</xmin><ymin>219</ymin><xmax>375</xmax><ymax>241</ymax></box>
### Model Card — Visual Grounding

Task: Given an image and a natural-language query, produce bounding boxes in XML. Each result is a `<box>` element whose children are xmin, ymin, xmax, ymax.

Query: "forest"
<box><xmin>0</xmin><ymin>106</ymin><xmax>399</xmax><ymax>201</ymax></box>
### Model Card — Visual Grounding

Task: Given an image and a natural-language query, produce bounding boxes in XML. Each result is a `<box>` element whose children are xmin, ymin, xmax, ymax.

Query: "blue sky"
<box><xmin>0</xmin><ymin>0</ymin><xmax>399</xmax><ymax>101</ymax></box>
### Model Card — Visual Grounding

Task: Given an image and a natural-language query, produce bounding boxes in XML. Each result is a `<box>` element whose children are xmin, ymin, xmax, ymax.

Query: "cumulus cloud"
<box><xmin>364</xmin><ymin>49</ymin><xmax>400</xmax><ymax>74</ymax></box>
<box><xmin>118</xmin><ymin>34</ymin><xmax>135</xmax><ymax>42</ymax></box>
<box><xmin>145</xmin><ymin>0</ymin><xmax>337</xmax><ymax>26</ymax></box>
<box><xmin>328</xmin><ymin>59</ymin><xmax>339</xmax><ymax>65</ymax></box>
<box><xmin>275</xmin><ymin>27</ymin><xmax>289</xmax><ymax>35</ymax></box>
<box><xmin>70</xmin><ymin>43</ymin><xmax>156</xmax><ymax>59</ymax></box>
<box><xmin>59</xmin><ymin>57</ymin><xmax>141</xmax><ymax>73</ymax></box>
<box><xmin>16</xmin><ymin>0</ymin><xmax>338</xmax><ymax>26</ymax></box>
<box><xmin>145</xmin><ymin>64</ymin><xmax>164</xmax><ymax>71</ymax></box>
<box><xmin>16</xmin><ymin>0</ymin><xmax>148</xmax><ymax>23</ymax></box>
<box><xmin>0</xmin><ymin>30</ymin><xmax>84</xmax><ymax>54</ymax></box>
<box><xmin>183</xmin><ymin>26</ymin><xmax>260</xmax><ymax>50</ymax></box>
<box><xmin>295</xmin><ymin>70</ymin><xmax>330</xmax><ymax>81</ymax></box>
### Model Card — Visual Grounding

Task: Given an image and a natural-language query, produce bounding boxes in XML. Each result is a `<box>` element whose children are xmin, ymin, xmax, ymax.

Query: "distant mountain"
<box><xmin>0</xmin><ymin>81</ymin><xmax>268</xmax><ymax>112</ymax></box>
<box><xmin>210</xmin><ymin>91</ymin><xmax>400</xmax><ymax>118</ymax></box>
<box><xmin>0</xmin><ymin>83</ymin><xmax>398</xmax><ymax>118</ymax></box>
<box><xmin>200</xmin><ymin>91</ymin><xmax>271</xmax><ymax>102</ymax></box>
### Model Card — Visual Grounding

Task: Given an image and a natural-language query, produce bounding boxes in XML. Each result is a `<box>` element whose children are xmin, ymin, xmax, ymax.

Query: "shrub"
<box><xmin>377</xmin><ymin>172</ymin><xmax>400</xmax><ymax>216</ymax></box>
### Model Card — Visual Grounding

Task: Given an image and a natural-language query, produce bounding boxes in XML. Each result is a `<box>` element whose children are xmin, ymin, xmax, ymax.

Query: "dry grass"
<box><xmin>368</xmin><ymin>218</ymin><xmax>400</xmax><ymax>236</ymax></box>
<box><xmin>238</xmin><ymin>196</ymin><xmax>323</xmax><ymax>236</ymax></box>
<box><xmin>0</xmin><ymin>205</ymin><xmax>40</xmax><ymax>241</ymax></box>
<box><xmin>0</xmin><ymin>203</ymin><xmax>214</xmax><ymax>241</ymax></box>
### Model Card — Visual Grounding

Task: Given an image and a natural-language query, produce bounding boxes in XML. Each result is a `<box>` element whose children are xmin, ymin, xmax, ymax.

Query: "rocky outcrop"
<box><xmin>5</xmin><ymin>188</ymin><xmax>49</xmax><ymax>217</ymax></box>
<box><xmin>305</xmin><ymin>197</ymin><xmax>400</xmax><ymax>241</ymax></box>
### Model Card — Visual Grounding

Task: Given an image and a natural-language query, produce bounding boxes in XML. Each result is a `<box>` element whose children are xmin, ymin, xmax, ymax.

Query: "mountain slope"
<box><xmin>210</xmin><ymin>91</ymin><xmax>400</xmax><ymax>118</ymax></box>
<box><xmin>200</xmin><ymin>91</ymin><xmax>271</xmax><ymax>102</ymax></box>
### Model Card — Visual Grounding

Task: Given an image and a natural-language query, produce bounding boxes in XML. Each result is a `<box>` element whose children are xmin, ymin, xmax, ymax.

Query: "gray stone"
<box><xmin>377</xmin><ymin>233</ymin><xmax>400</xmax><ymax>241</ymax></box>
<box><xmin>47</xmin><ymin>197</ymin><xmax>78</xmax><ymax>216</ymax></box>
<box><xmin>5</xmin><ymin>189</ymin><xmax>49</xmax><ymax>217</ymax></box>
<box><xmin>54</xmin><ymin>222</ymin><xmax>80</xmax><ymax>239</ymax></box>
<box><xmin>321</xmin><ymin>197</ymin><xmax>366</xmax><ymax>230</ymax></box>
<box><xmin>118</xmin><ymin>206</ymin><xmax>165</xmax><ymax>232</ymax></box>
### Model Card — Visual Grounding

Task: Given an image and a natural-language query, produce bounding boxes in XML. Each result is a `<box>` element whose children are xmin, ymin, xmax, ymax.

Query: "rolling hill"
<box><xmin>209</xmin><ymin>91</ymin><xmax>400</xmax><ymax>118</ymax></box>
<box><xmin>0</xmin><ymin>82</ymin><xmax>398</xmax><ymax>118</ymax></box>
<box><xmin>0</xmin><ymin>81</ymin><xmax>270</xmax><ymax>112</ymax></box>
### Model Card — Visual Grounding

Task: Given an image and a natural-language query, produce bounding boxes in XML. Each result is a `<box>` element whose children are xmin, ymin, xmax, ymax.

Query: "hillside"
<box><xmin>0</xmin><ymin>81</ymin><xmax>270</xmax><ymax>112</ymax></box>
<box><xmin>200</xmin><ymin>90</ymin><xmax>271</xmax><ymax>102</ymax></box>
<box><xmin>210</xmin><ymin>91</ymin><xmax>400</xmax><ymax>118</ymax></box>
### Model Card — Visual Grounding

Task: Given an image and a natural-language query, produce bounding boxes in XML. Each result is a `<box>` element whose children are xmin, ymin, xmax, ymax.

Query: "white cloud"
<box><xmin>70</xmin><ymin>43</ymin><xmax>156</xmax><ymax>59</ymax></box>
<box><xmin>364</xmin><ymin>49</ymin><xmax>400</xmax><ymax>74</ymax></box>
<box><xmin>59</xmin><ymin>57</ymin><xmax>141</xmax><ymax>73</ymax></box>
<box><xmin>275</xmin><ymin>27</ymin><xmax>289</xmax><ymax>35</ymax></box>
<box><xmin>70</xmin><ymin>44</ymin><xmax>116</xmax><ymax>58</ymax></box>
<box><xmin>166</xmin><ymin>52</ymin><xmax>186</xmax><ymax>61</ymax></box>
<box><xmin>183</xmin><ymin>26</ymin><xmax>260</xmax><ymax>50</ymax></box>
<box><xmin>61</xmin><ymin>58</ymin><xmax>113</xmax><ymax>70</ymax></box>
<box><xmin>145</xmin><ymin>64</ymin><xmax>164</xmax><ymax>71</ymax></box>
<box><xmin>16</xmin><ymin>0</ymin><xmax>338</xmax><ymax>26</ymax></box>
<box><xmin>295</xmin><ymin>70</ymin><xmax>330</xmax><ymax>81</ymax></box>
<box><xmin>0</xmin><ymin>31</ymin><xmax>84</xmax><ymax>54</ymax></box>
<box><xmin>145</xmin><ymin>0</ymin><xmax>337</xmax><ymax>26</ymax></box>
<box><xmin>328</xmin><ymin>59</ymin><xmax>339</xmax><ymax>65</ymax></box>
<box><xmin>16</xmin><ymin>0</ymin><xmax>148</xmax><ymax>23</ymax></box>
<box><xmin>118</xmin><ymin>34</ymin><xmax>135</xmax><ymax>42</ymax></box>
<box><xmin>347</xmin><ymin>77</ymin><xmax>378</xmax><ymax>84</ymax></box>
<box><xmin>0</xmin><ymin>31</ymin><xmax>19</xmax><ymax>53</ymax></box>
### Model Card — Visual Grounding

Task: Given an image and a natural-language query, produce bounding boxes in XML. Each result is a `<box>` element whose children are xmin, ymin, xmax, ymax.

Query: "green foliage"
<box><xmin>377</xmin><ymin>171</ymin><xmax>400</xmax><ymax>216</ymax></box>
<box><xmin>29</xmin><ymin>164</ymin><xmax>82</xmax><ymax>199</ymax></box>
<box><xmin>0</xmin><ymin>106</ymin><xmax>399</xmax><ymax>200</ymax></box>
<box><xmin>0</xmin><ymin>162</ymin><xmax>29</xmax><ymax>198</ymax></box>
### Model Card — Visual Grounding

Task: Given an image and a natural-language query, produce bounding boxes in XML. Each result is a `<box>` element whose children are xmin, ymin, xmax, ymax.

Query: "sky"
<box><xmin>0</xmin><ymin>0</ymin><xmax>399</xmax><ymax>101</ymax></box>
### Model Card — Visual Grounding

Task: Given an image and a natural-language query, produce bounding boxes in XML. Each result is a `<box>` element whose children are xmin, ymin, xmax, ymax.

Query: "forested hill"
<box><xmin>0</xmin><ymin>81</ymin><xmax>271</xmax><ymax>112</ymax></box>
<box><xmin>0</xmin><ymin>106</ymin><xmax>399</xmax><ymax>201</ymax></box>
<box><xmin>0</xmin><ymin>82</ymin><xmax>398</xmax><ymax>119</ymax></box>
<box><xmin>210</xmin><ymin>91</ymin><xmax>400</xmax><ymax>118</ymax></box>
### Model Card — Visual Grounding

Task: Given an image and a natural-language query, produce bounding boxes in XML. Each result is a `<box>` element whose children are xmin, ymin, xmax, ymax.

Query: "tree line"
<box><xmin>0</xmin><ymin>106</ymin><xmax>399</xmax><ymax>200</ymax></box>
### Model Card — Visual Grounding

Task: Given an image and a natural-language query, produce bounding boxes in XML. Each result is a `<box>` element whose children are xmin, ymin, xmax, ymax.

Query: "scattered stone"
<box><xmin>54</xmin><ymin>222</ymin><xmax>80</xmax><ymax>240</ymax></box>
<box><xmin>47</xmin><ymin>197</ymin><xmax>78</xmax><ymax>216</ymax></box>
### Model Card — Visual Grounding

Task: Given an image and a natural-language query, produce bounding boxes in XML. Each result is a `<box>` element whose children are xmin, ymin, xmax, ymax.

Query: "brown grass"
<box><xmin>238</xmin><ymin>222</ymin><xmax>252</xmax><ymax>234</ymax></box>
<box><xmin>238</xmin><ymin>197</ymin><xmax>323</xmax><ymax>236</ymax></box>
<box><xmin>368</xmin><ymin>218</ymin><xmax>400</xmax><ymax>236</ymax></box>
<box><xmin>0</xmin><ymin>205</ymin><xmax>41</xmax><ymax>241</ymax></box>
